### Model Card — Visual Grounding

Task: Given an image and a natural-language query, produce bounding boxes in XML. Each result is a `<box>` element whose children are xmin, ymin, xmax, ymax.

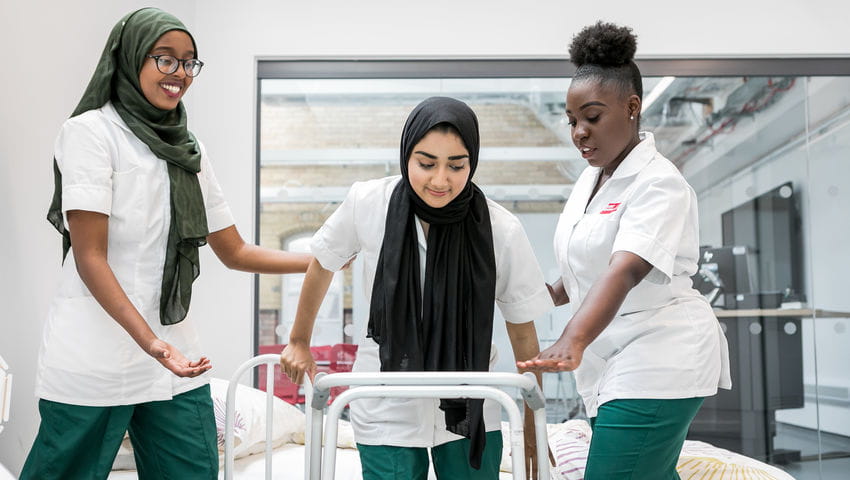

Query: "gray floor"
<box><xmin>780</xmin><ymin>458</ymin><xmax>850</xmax><ymax>480</ymax></box>
<box><xmin>772</xmin><ymin>422</ymin><xmax>850</xmax><ymax>479</ymax></box>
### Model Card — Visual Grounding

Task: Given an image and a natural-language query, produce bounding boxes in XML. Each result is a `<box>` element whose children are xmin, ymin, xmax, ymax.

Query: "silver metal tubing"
<box><xmin>311</xmin><ymin>371</ymin><xmax>542</xmax><ymax>407</ymax></box>
<box><xmin>224</xmin><ymin>353</ymin><xmax>281</xmax><ymax>480</ymax></box>
<box><xmin>303</xmin><ymin>373</ymin><xmax>325</xmax><ymax>480</ymax></box>
<box><xmin>306</xmin><ymin>371</ymin><xmax>549</xmax><ymax>480</ymax></box>
<box><xmin>322</xmin><ymin>386</ymin><xmax>526</xmax><ymax>480</ymax></box>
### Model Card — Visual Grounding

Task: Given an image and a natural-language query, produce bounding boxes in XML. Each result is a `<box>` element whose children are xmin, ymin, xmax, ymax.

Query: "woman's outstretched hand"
<box><xmin>147</xmin><ymin>338</ymin><xmax>211</xmax><ymax>377</ymax></box>
<box><xmin>516</xmin><ymin>337</ymin><xmax>584</xmax><ymax>372</ymax></box>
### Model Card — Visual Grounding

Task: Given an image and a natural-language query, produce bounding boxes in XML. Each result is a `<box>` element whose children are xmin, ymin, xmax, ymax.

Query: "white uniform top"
<box><xmin>35</xmin><ymin>102</ymin><xmax>235</xmax><ymax>407</ymax></box>
<box><xmin>311</xmin><ymin>176</ymin><xmax>554</xmax><ymax>447</ymax></box>
<box><xmin>554</xmin><ymin>132</ymin><xmax>731</xmax><ymax>418</ymax></box>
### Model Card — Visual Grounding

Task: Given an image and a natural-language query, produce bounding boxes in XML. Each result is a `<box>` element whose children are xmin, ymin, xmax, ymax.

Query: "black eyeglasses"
<box><xmin>146</xmin><ymin>54</ymin><xmax>204</xmax><ymax>77</ymax></box>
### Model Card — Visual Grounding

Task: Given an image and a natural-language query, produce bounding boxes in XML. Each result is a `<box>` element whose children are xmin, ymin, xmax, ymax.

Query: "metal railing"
<box><xmin>305</xmin><ymin>371</ymin><xmax>549</xmax><ymax>480</ymax></box>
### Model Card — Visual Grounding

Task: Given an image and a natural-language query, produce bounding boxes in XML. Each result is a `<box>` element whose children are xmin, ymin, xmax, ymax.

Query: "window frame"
<box><xmin>252</xmin><ymin>55</ymin><xmax>850</xmax><ymax>351</ymax></box>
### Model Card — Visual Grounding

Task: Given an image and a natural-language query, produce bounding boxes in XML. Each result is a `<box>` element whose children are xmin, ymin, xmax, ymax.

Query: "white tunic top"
<box><xmin>35</xmin><ymin>102</ymin><xmax>235</xmax><ymax>407</ymax></box>
<box><xmin>311</xmin><ymin>176</ymin><xmax>554</xmax><ymax>447</ymax></box>
<box><xmin>554</xmin><ymin>132</ymin><xmax>731</xmax><ymax>418</ymax></box>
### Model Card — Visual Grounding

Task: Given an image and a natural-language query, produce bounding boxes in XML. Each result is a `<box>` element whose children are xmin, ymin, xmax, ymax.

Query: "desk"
<box><xmin>689</xmin><ymin>308</ymin><xmax>850</xmax><ymax>464</ymax></box>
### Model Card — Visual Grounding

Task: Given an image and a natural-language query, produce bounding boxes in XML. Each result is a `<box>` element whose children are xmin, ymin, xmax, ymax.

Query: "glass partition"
<box><xmin>255</xmin><ymin>60</ymin><xmax>850</xmax><ymax>478</ymax></box>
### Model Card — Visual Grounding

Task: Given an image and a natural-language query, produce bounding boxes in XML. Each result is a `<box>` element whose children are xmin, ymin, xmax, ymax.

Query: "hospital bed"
<box><xmin>108</xmin><ymin>353</ymin><xmax>797</xmax><ymax>480</ymax></box>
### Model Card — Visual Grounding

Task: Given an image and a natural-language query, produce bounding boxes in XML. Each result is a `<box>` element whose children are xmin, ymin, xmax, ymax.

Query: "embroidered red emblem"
<box><xmin>600</xmin><ymin>202</ymin><xmax>621</xmax><ymax>214</ymax></box>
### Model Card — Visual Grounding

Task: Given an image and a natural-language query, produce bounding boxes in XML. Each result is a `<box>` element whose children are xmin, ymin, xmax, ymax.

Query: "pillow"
<box><xmin>499</xmin><ymin>419</ymin><xmax>796</xmax><ymax>480</ymax></box>
<box><xmin>290</xmin><ymin>418</ymin><xmax>357</xmax><ymax>449</ymax></box>
<box><xmin>209</xmin><ymin>377</ymin><xmax>305</xmax><ymax>458</ymax></box>
<box><xmin>546</xmin><ymin>420</ymin><xmax>591</xmax><ymax>480</ymax></box>
<box><xmin>111</xmin><ymin>378</ymin><xmax>307</xmax><ymax>471</ymax></box>
<box><xmin>678</xmin><ymin>440</ymin><xmax>796</xmax><ymax>480</ymax></box>
<box><xmin>499</xmin><ymin>420</ymin><xmax>572</xmax><ymax>480</ymax></box>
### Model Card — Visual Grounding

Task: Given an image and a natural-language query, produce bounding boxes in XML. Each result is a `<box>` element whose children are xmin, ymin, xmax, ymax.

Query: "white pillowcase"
<box><xmin>209</xmin><ymin>377</ymin><xmax>305</xmax><ymax>458</ymax></box>
<box><xmin>499</xmin><ymin>420</ymin><xmax>580</xmax><ymax>480</ymax></box>
<box><xmin>289</xmin><ymin>418</ymin><xmax>357</xmax><ymax>449</ymax></box>
<box><xmin>111</xmin><ymin>378</ymin><xmax>307</xmax><ymax>471</ymax></box>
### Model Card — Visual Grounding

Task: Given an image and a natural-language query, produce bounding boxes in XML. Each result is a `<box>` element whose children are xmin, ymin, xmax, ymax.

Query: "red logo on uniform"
<box><xmin>600</xmin><ymin>202</ymin><xmax>621</xmax><ymax>214</ymax></box>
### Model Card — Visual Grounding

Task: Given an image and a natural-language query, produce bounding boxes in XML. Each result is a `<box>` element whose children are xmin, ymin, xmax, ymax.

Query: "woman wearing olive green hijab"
<box><xmin>21</xmin><ymin>8</ymin><xmax>311</xmax><ymax>479</ymax></box>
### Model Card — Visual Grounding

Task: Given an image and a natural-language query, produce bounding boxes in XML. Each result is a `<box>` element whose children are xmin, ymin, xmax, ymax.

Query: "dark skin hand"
<box><xmin>518</xmin><ymin>251</ymin><xmax>653</xmax><ymax>372</ymax></box>
<box><xmin>67</xmin><ymin>213</ymin><xmax>312</xmax><ymax>378</ymax></box>
<box><xmin>68</xmin><ymin>210</ymin><xmax>210</xmax><ymax>377</ymax></box>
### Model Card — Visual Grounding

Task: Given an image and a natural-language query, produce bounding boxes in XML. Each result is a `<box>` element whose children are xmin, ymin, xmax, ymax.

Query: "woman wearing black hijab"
<box><xmin>281</xmin><ymin>96</ymin><xmax>554</xmax><ymax>479</ymax></box>
<box><xmin>22</xmin><ymin>8</ymin><xmax>311</xmax><ymax>479</ymax></box>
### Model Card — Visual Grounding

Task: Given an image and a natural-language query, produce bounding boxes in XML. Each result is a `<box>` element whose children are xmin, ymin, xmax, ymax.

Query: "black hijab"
<box><xmin>367</xmin><ymin>97</ymin><xmax>497</xmax><ymax>469</ymax></box>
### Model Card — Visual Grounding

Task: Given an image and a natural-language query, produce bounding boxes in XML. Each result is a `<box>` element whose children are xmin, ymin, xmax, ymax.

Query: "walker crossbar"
<box><xmin>305</xmin><ymin>371</ymin><xmax>549</xmax><ymax>480</ymax></box>
<box><xmin>224</xmin><ymin>354</ymin><xmax>280</xmax><ymax>480</ymax></box>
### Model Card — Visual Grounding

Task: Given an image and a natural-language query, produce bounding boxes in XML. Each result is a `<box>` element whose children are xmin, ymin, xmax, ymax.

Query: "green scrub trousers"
<box><xmin>20</xmin><ymin>384</ymin><xmax>218</xmax><ymax>480</ymax></box>
<box><xmin>585</xmin><ymin>397</ymin><xmax>705</xmax><ymax>480</ymax></box>
<box><xmin>357</xmin><ymin>430</ymin><xmax>503</xmax><ymax>479</ymax></box>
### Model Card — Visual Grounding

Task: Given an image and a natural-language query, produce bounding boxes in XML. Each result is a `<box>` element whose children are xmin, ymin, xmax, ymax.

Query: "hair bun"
<box><xmin>569</xmin><ymin>21</ymin><xmax>637</xmax><ymax>68</ymax></box>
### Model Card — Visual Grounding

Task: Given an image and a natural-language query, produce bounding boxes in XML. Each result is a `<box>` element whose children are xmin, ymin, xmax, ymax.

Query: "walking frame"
<box><xmin>224</xmin><ymin>354</ymin><xmax>550</xmax><ymax>480</ymax></box>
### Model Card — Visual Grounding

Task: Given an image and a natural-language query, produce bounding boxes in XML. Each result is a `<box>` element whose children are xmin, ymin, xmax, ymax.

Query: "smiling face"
<box><xmin>407</xmin><ymin>128</ymin><xmax>471</xmax><ymax>209</ymax></box>
<box><xmin>139</xmin><ymin>30</ymin><xmax>195</xmax><ymax>111</ymax></box>
<box><xmin>566</xmin><ymin>79</ymin><xmax>641</xmax><ymax>175</ymax></box>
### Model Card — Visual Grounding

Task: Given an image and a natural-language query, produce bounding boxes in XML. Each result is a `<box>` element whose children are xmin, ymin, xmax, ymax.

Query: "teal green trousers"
<box><xmin>357</xmin><ymin>430</ymin><xmax>503</xmax><ymax>479</ymax></box>
<box><xmin>585</xmin><ymin>397</ymin><xmax>705</xmax><ymax>480</ymax></box>
<box><xmin>21</xmin><ymin>385</ymin><xmax>218</xmax><ymax>480</ymax></box>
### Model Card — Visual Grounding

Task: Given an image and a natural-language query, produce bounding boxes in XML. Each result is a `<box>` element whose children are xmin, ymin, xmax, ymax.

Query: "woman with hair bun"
<box><xmin>519</xmin><ymin>22</ymin><xmax>731</xmax><ymax>479</ymax></box>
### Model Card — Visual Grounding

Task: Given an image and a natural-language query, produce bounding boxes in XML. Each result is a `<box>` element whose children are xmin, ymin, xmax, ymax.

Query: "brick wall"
<box><xmin>260</xmin><ymin>101</ymin><xmax>562</xmax><ymax>150</ymax></box>
<box><xmin>256</xmin><ymin>98</ymin><xmax>571</xmax><ymax>331</ymax></box>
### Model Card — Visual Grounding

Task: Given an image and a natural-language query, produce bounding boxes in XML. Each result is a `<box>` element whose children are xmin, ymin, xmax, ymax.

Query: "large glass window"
<box><xmin>255</xmin><ymin>60</ymin><xmax>850</xmax><ymax>478</ymax></box>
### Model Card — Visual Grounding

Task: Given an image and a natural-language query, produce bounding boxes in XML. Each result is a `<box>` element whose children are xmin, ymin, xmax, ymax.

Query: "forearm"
<box><xmin>507</xmin><ymin>322</ymin><xmax>543</xmax><ymax>383</ymax></box>
<box><xmin>208</xmin><ymin>225</ymin><xmax>312</xmax><ymax>274</ymax></box>
<box><xmin>74</xmin><ymin>253</ymin><xmax>156</xmax><ymax>352</ymax></box>
<box><xmin>507</xmin><ymin>320</ymin><xmax>546</xmax><ymax>463</ymax></box>
<box><xmin>288</xmin><ymin>258</ymin><xmax>335</xmax><ymax>345</ymax></box>
<box><xmin>225</xmin><ymin>243</ymin><xmax>312</xmax><ymax>274</ymax></box>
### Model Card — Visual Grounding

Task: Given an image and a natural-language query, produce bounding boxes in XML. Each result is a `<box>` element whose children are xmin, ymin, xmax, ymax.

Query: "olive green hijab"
<box><xmin>47</xmin><ymin>7</ymin><xmax>208</xmax><ymax>326</ymax></box>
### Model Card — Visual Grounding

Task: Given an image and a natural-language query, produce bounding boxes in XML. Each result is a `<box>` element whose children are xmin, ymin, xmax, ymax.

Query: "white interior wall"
<box><xmin>2</xmin><ymin>0</ymin><xmax>850</xmax><ymax>473</ymax></box>
<box><xmin>0</xmin><ymin>1</ymin><xmax>198</xmax><ymax>474</ymax></box>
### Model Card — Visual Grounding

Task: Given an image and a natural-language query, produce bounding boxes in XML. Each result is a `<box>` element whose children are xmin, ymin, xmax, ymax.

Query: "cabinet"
<box><xmin>688</xmin><ymin>309</ymin><xmax>847</xmax><ymax>463</ymax></box>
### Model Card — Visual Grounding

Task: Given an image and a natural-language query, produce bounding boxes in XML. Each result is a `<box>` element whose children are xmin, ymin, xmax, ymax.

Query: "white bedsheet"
<box><xmin>107</xmin><ymin>443</ymin><xmax>363</xmax><ymax>480</ymax></box>
<box><xmin>108</xmin><ymin>432</ymin><xmax>793</xmax><ymax>480</ymax></box>
<box><xmin>107</xmin><ymin>443</ymin><xmax>517</xmax><ymax>480</ymax></box>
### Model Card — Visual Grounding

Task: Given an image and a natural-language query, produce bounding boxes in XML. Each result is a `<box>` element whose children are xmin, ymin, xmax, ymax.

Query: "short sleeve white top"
<box><xmin>311</xmin><ymin>176</ymin><xmax>554</xmax><ymax>447</ymax></box>
<box><xmin>553</xmin><ymin>132</ymin><xmax>731</xmax><ymax>418</ymax></box>
<box><xmin>35</xmin><ymin>102</ymin><xmax>235</xmax><ymax>407</ymax></box>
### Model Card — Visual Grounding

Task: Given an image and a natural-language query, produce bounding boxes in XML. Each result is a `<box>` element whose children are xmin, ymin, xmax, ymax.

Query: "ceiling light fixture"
<box><xmin>642</xmin><ymin>76</ymin><xmax>676</xmax><ymax>113</ymax></box>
